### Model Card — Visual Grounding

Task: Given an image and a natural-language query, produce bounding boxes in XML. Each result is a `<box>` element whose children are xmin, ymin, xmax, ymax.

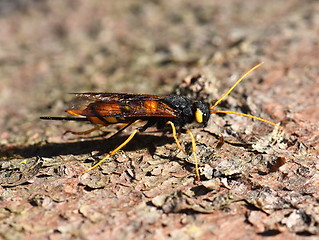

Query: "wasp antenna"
<box><xmin>209</xmin><ymin>63</ymin><xmax>280</xmax><ymax>128</ymax></box>
<box><xmin>210</xmin><ymin>62</ymin><xmax>264</xmax><ymax>110</ymax></box>
<box><xmin>211</xmin><ymin>110</ymin><xmax>280</xmax><ymax>128</ymax></box>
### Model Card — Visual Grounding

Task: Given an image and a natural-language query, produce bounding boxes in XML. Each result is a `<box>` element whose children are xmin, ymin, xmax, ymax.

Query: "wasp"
<box><xmin>41</xmin><ymin>63</ymin><xmax>279</xmax><ymax>180</ymax></box>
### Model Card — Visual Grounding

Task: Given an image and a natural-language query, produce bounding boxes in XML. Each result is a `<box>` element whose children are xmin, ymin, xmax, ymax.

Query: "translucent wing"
<box><xmin>66</xmin><ymin>93</ymin><xmax>177</xmax><ymax>118</ymax></box>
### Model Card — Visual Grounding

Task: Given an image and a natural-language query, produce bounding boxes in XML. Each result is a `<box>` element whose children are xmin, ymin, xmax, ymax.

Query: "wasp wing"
<box><xmin>70</xmin><ymin>93</ymin><xmax>165</xmax><ymax>101</ymax></box>
<box><xmin>66</xmin><ymin>93</ymin><xmax>177</xmax><ymax>118</ymax></box>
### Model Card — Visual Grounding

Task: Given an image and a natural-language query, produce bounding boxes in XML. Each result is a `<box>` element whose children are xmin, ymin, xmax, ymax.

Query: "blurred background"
<box><xmin>1</xmin><ymin>0</ymin><xmax>317</xmax><ymax>144</ymax></box>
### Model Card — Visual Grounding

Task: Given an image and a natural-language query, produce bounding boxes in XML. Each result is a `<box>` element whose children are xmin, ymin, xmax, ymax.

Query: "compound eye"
<box><xmin>195</xmin><ymin>108</ymin><xmax>203</xmax><ymax>123</ymax></box>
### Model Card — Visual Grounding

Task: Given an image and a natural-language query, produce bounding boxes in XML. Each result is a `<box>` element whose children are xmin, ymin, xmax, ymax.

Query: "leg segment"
<box><xmin>186</xmin><ymin>130</ymin><xmax>200</xmax><ymax>181</ymax></box>
<box><xmin>81</xmin><ymin>128</ymin><xmax>139</xmax><ymax>173</ymax></box>
<box><xmin>166</xmin><ymin>121</ymin><xmax>200</xmax><ymax>181</ymax></box>
<box><xmin>64</xmin><ymin>125</ymin><xmax>103</xmax><ymax>135</ymax></box>
<box><xmin>166</xmin><ymin>121</ymin><xmax>184</xmax><ymax>152</ymax></box>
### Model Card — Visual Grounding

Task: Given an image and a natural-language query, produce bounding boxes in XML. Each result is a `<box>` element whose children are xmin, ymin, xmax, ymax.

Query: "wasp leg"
<box><xmin>64</xmin><ymin>125</ymin><xmax>103</xmax><ymax>135</ymax></box>
<box><xmin>106</xmin><ymin>121</ymin><xmax>137</xmax><ymax>140</ymax></box>
<box><xmin>185</xmin><ymin>130</ymin><xmax>200</xmax><ymax>181</ymax></box>
<box><xmin>166</xmin><ymin>121</ymin><xmax>184</xmax><ymax>152</ymax></box>
<box><xmin>81</xmin><ymin>128</ymin><xmax>139</xmax><ymax>173</ymax></box>
<box><xmin>166</xmin><ymin>121</ymin><xmax>200</xmax><ymax>181</ymax></box>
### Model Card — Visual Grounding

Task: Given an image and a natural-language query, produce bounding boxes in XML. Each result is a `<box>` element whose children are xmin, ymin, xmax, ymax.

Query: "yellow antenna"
<box><xmin>210</xmin><ymin>62</ymin><xmax>279</xmax><ymax>128</ymax></box>
<box><xmin>210</xmin><ymin>110</ymin><xmax>278</xmax><ymax>127</ymax></box>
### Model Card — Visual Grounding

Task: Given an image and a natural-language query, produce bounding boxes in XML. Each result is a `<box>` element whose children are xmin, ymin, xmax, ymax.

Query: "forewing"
<box><xmin>66</xmin><ymin>93</ymin><xmax>177</xmax><ymax>118</ymax></box>
<box><xmin>71</xmin><ymin>93</ymin><xmax>164</xmax><ymax>101</ymax></box>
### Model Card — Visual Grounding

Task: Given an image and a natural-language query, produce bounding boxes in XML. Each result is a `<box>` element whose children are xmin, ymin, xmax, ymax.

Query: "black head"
<box><xmin>193</xmin><ymin>101</ymin><xmax>210</xmax><ymax>125</ymax></box>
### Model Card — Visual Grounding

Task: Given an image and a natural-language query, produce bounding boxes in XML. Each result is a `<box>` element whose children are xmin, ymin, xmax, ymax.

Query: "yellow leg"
<box><xmin>66</xmin><ymin>121</ymin><xmax>142</xmax><ymax>136</ymax></box>
<box><xmin>166</xmin><ymin>121</ymin><xmax>200</xmax><ymax>181</ymax></box>
<box><xmin>64</xmin><ymin>125</ymin><xmax>103</xmax><ymax>135</ymax></box>
<box><xmin>81</xmin><ymin>129</ymin><xmax>139</xmax><ymax>173</ymax></box>
<box><xmin>186</xmin><ymin>130</ymin><xmax>200</xmax><ymax>181</ymax></box>
<box><xmin>166</xmin><ymin>121</ymin><xmax>184</xmax><ymax>152</ymax></box>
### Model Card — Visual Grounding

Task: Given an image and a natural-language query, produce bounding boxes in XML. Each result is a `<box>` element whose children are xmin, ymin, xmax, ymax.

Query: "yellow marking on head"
<box><xmin>195</xmin><ymin>108</ymin><xmax>203</xmax><ymax>123</ymax></box>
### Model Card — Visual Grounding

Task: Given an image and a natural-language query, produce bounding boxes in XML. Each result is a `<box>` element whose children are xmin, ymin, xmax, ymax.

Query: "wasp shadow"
<box><xmin>0</xmin><ymin>133</ymin><xmax>175</xmax><ymax>160</ymax></box>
